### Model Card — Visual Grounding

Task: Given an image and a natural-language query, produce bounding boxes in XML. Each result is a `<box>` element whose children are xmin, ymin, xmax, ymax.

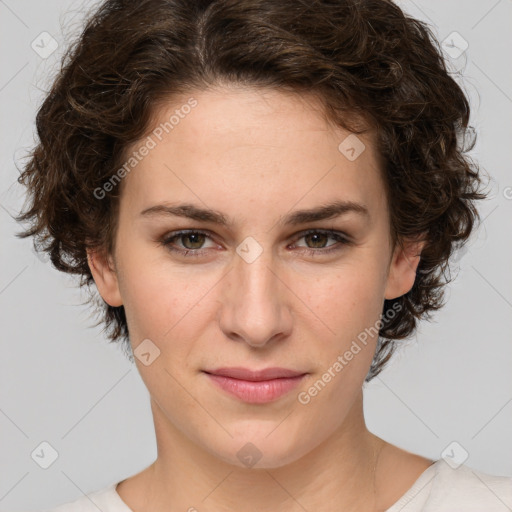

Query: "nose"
<box><xmin>218</xmin><ymin>244</ymin><xmax>293</xmax><ymax>348</ymax></box>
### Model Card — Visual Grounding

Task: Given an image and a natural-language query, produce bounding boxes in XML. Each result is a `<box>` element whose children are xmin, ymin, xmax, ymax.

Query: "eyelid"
<box><xmin>291</xmin><ymin>228</ymin><xmax>352</xmax><ymax>245</ymax></box>
<box><xmin>159</xmin><ymin>227</ymin><xmax>352</xmax><ymax>257</ymax></box>
<box><xmin>159</xmin><ymin>229</ymin><xmax>220</xmax><ymax>250</ymax></box>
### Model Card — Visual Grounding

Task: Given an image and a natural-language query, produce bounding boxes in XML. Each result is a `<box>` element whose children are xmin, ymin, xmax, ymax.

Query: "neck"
<box><xmin>127</xmin><ymin>390</ymin><xmax>386</xmax><ymax>512</ymax></box>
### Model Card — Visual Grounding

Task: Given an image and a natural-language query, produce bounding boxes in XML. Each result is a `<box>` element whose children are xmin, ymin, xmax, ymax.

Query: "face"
<box><xmin>88</xmin><ymin>86</ymin><xmax>422</xmax><ymax>469</ymax></box>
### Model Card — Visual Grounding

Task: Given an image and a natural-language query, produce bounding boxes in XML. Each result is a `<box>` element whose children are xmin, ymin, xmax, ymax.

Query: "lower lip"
<box><xmin>204</xmin><ymin>373</ymin><xmax>306</xmax><ymax>404</ymax></box>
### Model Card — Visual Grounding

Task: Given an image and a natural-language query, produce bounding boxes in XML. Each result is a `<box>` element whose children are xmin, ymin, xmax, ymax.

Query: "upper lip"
<box><xmin>203</xmin><ymin>367</ymin><xmax>306</xmax><ymax>381</ymax></box>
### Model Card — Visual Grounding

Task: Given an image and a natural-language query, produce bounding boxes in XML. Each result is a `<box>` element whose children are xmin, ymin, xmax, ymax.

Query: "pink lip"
<box><xmin>203</xmin><ymin>367</ymin><xmax>307</xmax><ymax>404</ymax></box>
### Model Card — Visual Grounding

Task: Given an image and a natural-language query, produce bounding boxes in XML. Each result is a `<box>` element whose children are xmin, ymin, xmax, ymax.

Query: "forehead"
<box><xmin>119</xmin><ymin>86</ymin><xmax>386</xmax><ymax>222</ymax></box>
<box><xmin>147</xmin><ymin>85</ymin><xmax>374</xmax><ymax>152</ymax></box>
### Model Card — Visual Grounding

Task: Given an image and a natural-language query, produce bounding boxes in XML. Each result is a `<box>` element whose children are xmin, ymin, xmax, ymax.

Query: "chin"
<box><xmin>203</xmin><ymin>421</ymin><xmax>318</xmax><ymax>470</ymax></box>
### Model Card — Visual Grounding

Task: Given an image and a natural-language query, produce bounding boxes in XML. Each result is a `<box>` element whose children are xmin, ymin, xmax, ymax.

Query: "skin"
<box><xmin>87</xmin><ymin>86</ymin><xmax>432</xmax><ymax>512</ymax></box>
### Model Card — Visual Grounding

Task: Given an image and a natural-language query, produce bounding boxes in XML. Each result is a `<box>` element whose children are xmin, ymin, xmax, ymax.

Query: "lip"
<box><xmin>203</xmin><ymin>367</ymin><xmax>307</xmax><ymax>404</ymax></box>
<box><xmin>204</xmin><ymin>366</ymin><xmax>305</xmax><ymax>381</ymax></box>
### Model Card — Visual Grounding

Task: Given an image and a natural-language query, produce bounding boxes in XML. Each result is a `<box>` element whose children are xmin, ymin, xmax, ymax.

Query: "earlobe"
<box><xmin>86</xmin><ymin>248</ymin><xmax>123</xmax><ymax>307</ymax></box>
<box><xmin>384</xmin><ymin>238</ymin><xmax>426</xmax><ymax>300</ymax></box>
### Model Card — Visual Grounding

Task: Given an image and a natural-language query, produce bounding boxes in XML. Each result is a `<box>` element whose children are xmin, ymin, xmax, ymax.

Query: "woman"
<box><xmin>17</xmin><ymin>0</ymin><xmax>511</xmax><ymax>510</ymax></box>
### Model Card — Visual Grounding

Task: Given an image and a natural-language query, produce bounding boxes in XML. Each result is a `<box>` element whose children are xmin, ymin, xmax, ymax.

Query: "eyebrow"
<box><xmin>139</xmin><ymin>199</ymin><xmax>370</xmax><ymax>227</ymax></box>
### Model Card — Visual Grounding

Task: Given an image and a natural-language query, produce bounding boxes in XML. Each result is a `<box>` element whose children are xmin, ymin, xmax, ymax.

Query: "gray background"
<box><xmin>1</xmin><ymin>0</ymin><xmax>511</xmax><ymax>510</ymax></box>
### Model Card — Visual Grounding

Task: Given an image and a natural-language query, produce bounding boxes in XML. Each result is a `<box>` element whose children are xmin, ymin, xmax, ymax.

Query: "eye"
<box><xmin>159</xmin><ymin>228</ymin><xmax>352</xmax><ymax>258</ymax></box>
<box><xmin>159</xmin><ymin>230</ymin><xmax>217</xmax><ymax>257</ymax></box>
<box><xmin>290</xmin><ymin>229</ymin><xmax>352</xmax><ymax>256</ymax></box>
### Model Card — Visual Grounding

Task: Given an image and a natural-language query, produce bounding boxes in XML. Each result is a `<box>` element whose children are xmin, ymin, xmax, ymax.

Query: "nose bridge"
<box><xmin>236</xmin><ymin>244</ymin><xmax>274</xmax><ymax>298</ymax></box>
<box><xmin>219</xmin><ymin>237</ymin><xmax>291</xmax><ymax>346</ymax></box>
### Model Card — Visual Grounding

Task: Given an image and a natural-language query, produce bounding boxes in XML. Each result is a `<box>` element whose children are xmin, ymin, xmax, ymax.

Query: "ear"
<box><xmin>384</xmin><ymin>236</ymin><xmax>427</xmax><ymax>300</ymax></box>
<box><xmin>86</xmin><ymin>247</ymin><xmax>123</xmax><ymax>307</ymax></box>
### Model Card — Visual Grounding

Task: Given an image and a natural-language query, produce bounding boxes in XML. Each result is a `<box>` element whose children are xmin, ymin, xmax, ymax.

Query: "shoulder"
<box><xmin>425</xmin><ymin>460</ymin><xmax>512</xmax><ymax>511</ymax></box>
<box><xmin>38</xmin><ymin>482</ymin><xmax>130</xmax><ymax>512</ymax></box>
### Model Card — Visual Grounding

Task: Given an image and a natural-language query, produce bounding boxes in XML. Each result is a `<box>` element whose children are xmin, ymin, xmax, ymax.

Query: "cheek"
<box><xmin>120</xmin><ymin>271</ymin><xmax>197</xmax><ymax>343</ymax></box>
<box><xmin>116</xmin><ymin>242</ymin><xmax>220</xmax><ymax>355</ymax></box>
<box><xmin>306</xmin><ymin>260</ymin><xmax>386</xmax><ymax>342</ymax></box>
<box><xmin>114</xmin><ymin>240</ymin><xmax>178</xmax><ymax>339</ymax></box>
<box><xmin>295</xmin><ymin>267</ymin><xmax>385</xmax><ymax>414</ymax></box>
<box><xmin>296</xmin><ymin>259</ymin><xmax>387</xmax><ymax>396</ymax></box>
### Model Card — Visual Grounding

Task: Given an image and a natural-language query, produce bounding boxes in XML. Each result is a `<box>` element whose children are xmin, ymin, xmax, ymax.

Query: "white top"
<box><xmin>41</xmin><ymin>459</ymin><xmax>512</xmax><ymax>512</ymax></box>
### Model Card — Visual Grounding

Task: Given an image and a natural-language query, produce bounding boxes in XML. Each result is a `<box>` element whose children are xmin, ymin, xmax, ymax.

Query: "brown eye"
<box><xmin>160</xmin><ymin>230</ymin><xmax>215</xmax><ymax>257</ymax></box>
<box><xmin>304</xmin><ymin>232</ymin><xmax>330</xmax><ymax>249</ymax></box>
<box><xmin>159</xmin><ymin>228</ymin><xmax>351</xmax><ymax>259</ymax></box>
<box><xmin>291</xmin><ymin>229</ymin><xmax>351</xmax><ymax>256</ymax></box>
<box><xmin>178</xmin><ymin>232</ymin><xmax>207</xmax><ymax>250</ymax></box>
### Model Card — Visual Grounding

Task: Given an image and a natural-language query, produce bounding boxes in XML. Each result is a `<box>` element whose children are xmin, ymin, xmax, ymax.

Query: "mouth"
<box><xmin>202</xmin><ymin>367</ymin><xmax>308</xmax><ymax>404</ymax></box>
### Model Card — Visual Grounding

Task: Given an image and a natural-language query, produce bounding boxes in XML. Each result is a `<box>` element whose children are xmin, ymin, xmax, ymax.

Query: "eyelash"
<box><xmin>159</xmin><ymin>229</ymin><xmax>352</xmax><ymax>258</ymax></box>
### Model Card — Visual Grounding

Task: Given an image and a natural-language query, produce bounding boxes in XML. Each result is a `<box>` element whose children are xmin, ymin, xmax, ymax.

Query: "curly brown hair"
<box><xmin>16</xmin><ymin>0</ymin><xmax>487</xmax><ymax>381</ymax></box>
